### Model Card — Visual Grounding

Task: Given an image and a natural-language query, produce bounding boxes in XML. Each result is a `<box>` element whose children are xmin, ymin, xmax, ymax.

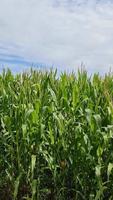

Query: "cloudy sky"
<box><xmin>0</xmin><ymin>0</ymin><xmax>113</xmax><ymax>74</ymax></box>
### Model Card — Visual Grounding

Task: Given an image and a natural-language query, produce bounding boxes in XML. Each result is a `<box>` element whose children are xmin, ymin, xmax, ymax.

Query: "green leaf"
<box><xmin>107</xmin><ymin>163</ymin><xmax>113</xmax><ymax>180</ymax></box>
<box><xmin>94</xmin><ymin>114</ymin><xmax>101</xmax><ymax>126</ymax></box>
<box><xmin>22</xmin><ymin>124</ymin><xmax>27</xmax><ymax>139</ymax></box>
<box><xmin>97</xmin><ymin>146</ymin><xmax>103</xmax><ymax>157</ymax></box>
<box><xmin>32</xmin><ymin>179</ymin><xmax>37</xmax><ymax>200</ymax></box>
<box><xmin>95</xmin><ymin>165</ymin><xmax>101</xmax><ymax>177</ymax></box>
<box><xmin>48</xmin><ymin>123</ymin><xmax>54</xmax><ymax>145</ymax></box>
<box><xmin>14</xmin><ymin>175</ymin><xmax>21</xmax><ymax>200</ymax></box>
<box><xmin>31</xmin><ymin>155</ymin><xmax>36</xmax><ymax>177</ymax></box>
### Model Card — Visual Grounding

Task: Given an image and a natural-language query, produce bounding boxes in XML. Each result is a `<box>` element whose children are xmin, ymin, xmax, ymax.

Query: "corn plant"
<box><xmin>0</xmin><ymin>68</ymin><xmax>113</xmax><ymax>199</ymax></box>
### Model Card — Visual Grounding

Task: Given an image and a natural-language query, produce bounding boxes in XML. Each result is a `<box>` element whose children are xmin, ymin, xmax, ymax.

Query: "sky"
<box><xmin>0</xmin><ymin>0</ymin><xmax>113</xmax><ymax>74</ymax></box>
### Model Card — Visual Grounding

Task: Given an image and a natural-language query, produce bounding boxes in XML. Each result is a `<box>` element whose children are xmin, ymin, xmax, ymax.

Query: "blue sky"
<box><xmin>0</xmin><ymin>0</ymin><xmax>113</xmax><ymax>74</ymax></box>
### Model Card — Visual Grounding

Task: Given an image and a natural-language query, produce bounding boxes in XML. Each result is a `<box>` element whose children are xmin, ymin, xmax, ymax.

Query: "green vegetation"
<box><xmin>1</xmin><ymin>69</ymin><xmax>113</xmax><ymax>199</ymax></box>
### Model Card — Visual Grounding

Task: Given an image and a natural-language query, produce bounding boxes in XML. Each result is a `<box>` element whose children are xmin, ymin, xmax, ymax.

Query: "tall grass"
<box><xmin>1</xmin><ymin>69</ymin><xmax>113</xmax><ymax>199</ymax></box>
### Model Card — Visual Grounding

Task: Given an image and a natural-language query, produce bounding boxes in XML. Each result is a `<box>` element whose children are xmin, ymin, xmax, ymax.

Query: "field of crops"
<box><xmin>1</xmin><ymin>69</ymin><xmax>113</xmax><ymax>199</ymax></box>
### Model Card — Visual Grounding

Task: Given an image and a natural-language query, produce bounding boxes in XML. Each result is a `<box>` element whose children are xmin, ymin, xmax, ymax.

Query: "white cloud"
<box><xmin>0</xmin><ymin>0</ymin><xmax>113</xmax><ymax>74</ymax></box>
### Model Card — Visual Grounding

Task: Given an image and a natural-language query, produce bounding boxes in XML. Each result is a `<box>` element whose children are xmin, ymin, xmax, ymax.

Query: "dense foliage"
<box><xmin>1</xmin><ymin>69</ymin><xmax>113</xmax><ymax>199</ymax></box>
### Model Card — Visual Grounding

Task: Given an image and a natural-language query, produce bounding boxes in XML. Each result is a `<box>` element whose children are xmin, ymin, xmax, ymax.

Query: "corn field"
<box><xmin>1</xmin><ymin>69</ymin><xmax>113</xmax><ymax>199</ymax></box>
